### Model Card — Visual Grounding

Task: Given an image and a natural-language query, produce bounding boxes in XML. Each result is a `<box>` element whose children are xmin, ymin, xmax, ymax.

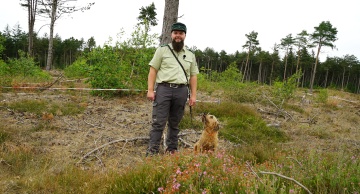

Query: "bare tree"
<box><xmin>20</xmin><ymin>0</ymin><xmax>38</xmax><ymax>57</ymax></box>
<box><xmin>160</xmin><ymin>0</ymin><xmax>179</xmax><ymax>45</ymax></box>
<box><xmin>38</xmin><ymin>0</ymin><xmax>94</xmax><ymax>70</ymax></box>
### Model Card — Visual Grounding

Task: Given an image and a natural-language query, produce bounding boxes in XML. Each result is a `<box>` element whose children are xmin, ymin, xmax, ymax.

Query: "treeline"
<box><xmin>1</xmin><ymin>23</ymin><xmax>359</xmax><ymax>94</ymax></box>
<box><xmin>0</xmin><ymin>24</ymin><xmax>95</xmax><ymax>69</ymax></box>
<box><xmin>192</xmin><ymin>46</ymin><xmax>360</xmax><ymax>93</ymax></box>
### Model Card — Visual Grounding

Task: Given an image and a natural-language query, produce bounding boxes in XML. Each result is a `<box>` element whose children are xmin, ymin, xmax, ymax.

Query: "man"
<box><xmin>146</xmin><ymin>22</ymin><xmax>199</xmax><ymax>155</ymax></box>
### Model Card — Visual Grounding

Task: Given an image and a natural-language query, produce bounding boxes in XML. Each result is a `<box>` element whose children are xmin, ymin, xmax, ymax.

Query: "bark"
<box><xmin>341</xmin><ymin>67</ymin><xmax>346</xmax><ymax>91</ymax></box>
<box><xmin>45</xmin><ymin>0</ymin><xmax>57</xmax><ymax>70</ymax></box>
<box><xmin>296</xmin><ymin>50</ymin><xmax>301</xmax><ymax>86</ymax></box>
<box><xmin>324</xmin><ymin>69</ymin><xmax>328</xmax><ymax>88</ymax></box>
<box><xmin>357</xmin><ymin>77</ymin><xmax>360</xmax><ymax>94</ymax></box>
<box><xmin>258</xmin><ymin>60</ymin><xmax>262</xmax><ymax>84</ymax></box>
<box><xmin>27</xmin><ymin>0</ymin><xmax>38</xmax><ymax>57</ymax></box>
<box><xmin>160</xmin><ymin>0</ymin><xmax>179</xmax><ymax>45</ymax></box>
<box><xmin>270</xmin><ymin>61</ymin><xmax>274</xmax><ymax>85</ymax></box>
<box><xmin>283</xmin><ymin>48</ymin><xmax>288</xmax><ymax>81</ymax></box>
<box><xmin>242</xmin><ymin>47</ymin><xmax>251</xmax><ymax>82</ymax></box>
<box><xmin>310</xmin><ymin>45</ymin><xmax>321</xmax><ymax>93</ymax></box>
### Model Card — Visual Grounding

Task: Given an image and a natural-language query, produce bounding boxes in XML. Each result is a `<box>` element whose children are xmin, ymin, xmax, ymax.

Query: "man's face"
<box><xmin>171</xmin><ymin>30</ymin><xmax>186</xmax><ymax>42</ymax></box>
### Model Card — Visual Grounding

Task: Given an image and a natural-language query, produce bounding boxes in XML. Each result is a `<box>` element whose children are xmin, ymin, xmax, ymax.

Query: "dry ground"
<box><xmin>1</xmin><ymin>78</ymin><xmax>360</xmax><ymax>173</ymax></box>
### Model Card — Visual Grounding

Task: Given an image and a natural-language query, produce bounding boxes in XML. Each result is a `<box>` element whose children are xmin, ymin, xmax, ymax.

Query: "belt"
<box><xmin>158</xmin><ymin>82</ymin><xmax>187</xmax><ymax>88</ymax></box>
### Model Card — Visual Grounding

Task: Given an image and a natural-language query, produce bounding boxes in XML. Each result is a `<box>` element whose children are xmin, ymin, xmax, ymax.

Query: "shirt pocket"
<box><xmin>183</xmin><ymin>58</ymin><xmax>192</xmax><ymax>73</ymax></box>
<box><xmin>162</xmin><ymin>54</ymin><xmax>175</xmax><ymax>70</ymax></box>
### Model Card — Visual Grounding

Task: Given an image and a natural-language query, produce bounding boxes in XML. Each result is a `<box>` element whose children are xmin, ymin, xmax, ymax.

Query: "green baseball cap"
<box><xmin>171</xmin><ymin>22</ymin><xmax>187</xmax><ymax>33</ymax></box>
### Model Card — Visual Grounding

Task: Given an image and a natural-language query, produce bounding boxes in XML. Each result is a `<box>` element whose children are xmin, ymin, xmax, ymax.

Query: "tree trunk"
<box><xmin>283</xmin><ymin>48</ymin><xmax>288</xmax><ymax>81</ymax></box>
<box><xmin>296</xmin><ymin>50</ymin><xmax>301</xmax><ymax>86</ymax></box>
<box><xmin>45</xmin><ymin>0</ymin><xmax>57</xmax><ymax>71</ymax></box>
<box><xmin>324</xmin><ymin>69</ymin><xmax>328</xmax><ymax>88</ymax></box>
<box><xmin>310</xmin><ymin>45</ymin><xmax>321</xmax><ymax>93</ymax></box>
<box><xmin>345</xmin><ymin>70</ymin><xmax>350</xmax><ymax>91</ymax></box>
<box><xmin>341</xmin><ymin>67</ymin><xmax>346</xmax><ymax>91</ymax></box>
<box><xmin>357</xmin><ymin>76</ymin><xmax>360</xmax><ymax>94</ymax></box>
<box><xmin>258</xmin><ymin>60</ymin><xmax>262</xmax><ymax>84</ymax></box>
<box><xmin>27</xmin><ymin>0</ymin><xmax>37</xmax><ymax>57</ymax></box>
<box><xmin>242</xmin><ymin>48</ymin><xmax>250</xmax><ymax>82</ymax></box>
<box><xmin>270</xmin><ymin>61</ymin><xmax>274</xmax><ymax>85</ymax></box>
<box><xmin>160</xmin><ymin>0</ymin><xmax>179</xmax><ymax>45</ymax></box>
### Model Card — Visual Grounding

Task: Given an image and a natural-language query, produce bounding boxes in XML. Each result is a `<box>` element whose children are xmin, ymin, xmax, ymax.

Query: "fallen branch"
<box><xmin>299</xmin><ymin>112</ymin><xmax>319</xmax><ymax>125</ymax></box>
<box><xmin>77</xmin><ymin>136</ymin><xmax>149</xmax><ymax>164</ymax></box>
<box><xmin>179</xmin><ymin>138</ymin><xmax>193</xmax><ymax>148</ymax></box>
<box><xmin>39</xmin><ymin>73</ymin><xmax>64</xmax><ymax>91</ymax></box>
<box><xmin>77</xmin><ymin>131</ymin><xmax>201</xmax><ymax>164</ymax></box>
<box><xmin>246</xmin><ymin>161</ymin><xmax>264</xmax><ymax>184</ymax></box>
<box><xmin>259</xmin><ymin>171</ymin><xmax>312</xmax><ymax>194</ymax></box>
<box><xmin>262</xmin><ymin>94</ymin><xmax>295</xmax><ymax>122</ymax></box>
<box><xmin>331</xmin><ymin>96</ymin><xmax>359</xmax><ymax>104</ymax></box>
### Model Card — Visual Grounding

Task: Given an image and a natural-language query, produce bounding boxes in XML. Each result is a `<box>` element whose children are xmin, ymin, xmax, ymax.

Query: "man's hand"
<box><xmin>147</xmin><ymin>90</ymin><xmax>155</xmax><ymax>101</ymax></box>
<box><xmin>189</xmin><ymin>96</ymin><xmax>196</xmax><ymax>106</ymax></box>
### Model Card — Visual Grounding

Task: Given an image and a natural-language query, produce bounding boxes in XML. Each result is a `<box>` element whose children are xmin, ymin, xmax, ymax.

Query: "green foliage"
<box><xmin>316</xmin><ymin>89</ymin><xmax>328</xmax><ymax>103</ymax></box>
<box><xmin>108</xmin><ymin>156</ymin><xmax>172</xmax><ymax>193</ymax></box>
<box><xmin>64</xmin><ymin>58</ymin><xmax>90</xmax><ymax>78</ymax></box>
<box><xmin>0</xmin><ymin>33</ymin><xmax>5</xmax><ymax>55</ymax></box>
<box><xmin>8</xmin><ymin>99</ymin><xmax>47</xmax><ymax>115</ymax></box>
<box><xmin>218</xmin><ymin>62</ymin><xmax>243</xmax><ymax>87</ymax></box>
<box><xmin>7</xmin><ymin>51</ymin><xmax>43</xmax><ymax>77</ymax></box>
<box><xmin>64</xmin><ymin>23</ymin><xmax>157</xmax><ymax>97</ymax></box>
<box><xmin>273</xmin><ymin>71</ymin><xmax>302</xmax><ymax>101</ymax></box>
<box><xmin>194</xmin><ymin>101</ymin><xmax>288</xmax><ymax>146</ymax></box>
<box><xmin>0</xmin><ymin>51</ymin><xmax>51</xmax><ymax>84</ymax></box>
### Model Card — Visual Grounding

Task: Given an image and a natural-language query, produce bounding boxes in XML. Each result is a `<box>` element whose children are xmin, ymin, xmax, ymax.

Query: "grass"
<box><xmin>1</xmin><ymin>76</ymin><xmax>359</xmax><ymax>193</ymax></box>
<box><xmin>5</xmin><ymin>99</ymin><xmax>85</xmax><ymax>117</ymax></box>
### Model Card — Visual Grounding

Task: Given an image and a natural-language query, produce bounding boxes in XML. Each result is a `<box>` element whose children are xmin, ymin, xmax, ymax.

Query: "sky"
<box><xmin>1</xmin><ymin>0</ymin><xmax>359</xmax><ymax>61</ymax></box>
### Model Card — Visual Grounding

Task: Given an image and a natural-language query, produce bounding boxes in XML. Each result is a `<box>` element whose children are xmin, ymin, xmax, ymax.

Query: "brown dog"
<box><xmin>194</xmin><ymin>113</ymin><xmax>220</xmax><ymax>153</ymax></box>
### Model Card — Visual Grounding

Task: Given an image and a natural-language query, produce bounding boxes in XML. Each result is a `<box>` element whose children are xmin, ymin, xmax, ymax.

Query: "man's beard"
<box><xmin>172</xmin><ymin>40</ymin><xmax>184</xmax><ymax>52</ymax></box>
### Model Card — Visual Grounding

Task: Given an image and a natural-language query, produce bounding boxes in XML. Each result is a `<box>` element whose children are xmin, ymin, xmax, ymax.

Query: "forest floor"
<box><xmin>1</xmin><ymin>72</ymin><xmax>360</xmax><ymax>173</ymax></box>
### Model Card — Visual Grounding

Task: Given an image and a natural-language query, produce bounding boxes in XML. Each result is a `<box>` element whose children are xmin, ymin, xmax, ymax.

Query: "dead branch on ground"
<box><xmin>331</xmin><ymin>96</ymin><xmax>359</xmax><ymax>105</ymax></box>
<box><xmin>262</xmin><ymin>94</ymin><xmax>295</xmax><ymax>122</ymax></box>
<box><xmin>77</xmin><ymin>131</ymin><xmax>201</xmax><ymax>164</ymax></box>
<box><xmin>259</xmin><ymin>171</ymin><xmax>312</xmax><ymax>194</ymax></box>
<box><xmin>40</xmin><ymin>73</ymin><xmax>64</xmax><ymax>91</ymax></box>
<box><xmin>299</xmin><ymin>112</ymin><xmax>319</xmax><ymax>125</ymax></box>
<box><xmin>179</xmin><ymin>138</ymin><xmax>193</xmax><ymax>148</ymax></box>
<box><xmin>246</xmin><ymin>161</ymin><xmax>264</xmax><ymax>184</ymax></box>
<box><xmin>77</xmin><ymin>136</ymin><xmax>149</xmax><ymax>164</ymax></box>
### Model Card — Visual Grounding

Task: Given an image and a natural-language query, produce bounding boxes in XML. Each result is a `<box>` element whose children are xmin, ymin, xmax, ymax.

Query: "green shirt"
<box><xmin>149</xmin><ymin>44</ymin><xmax>199</xmax><ymax>84</ymax></box>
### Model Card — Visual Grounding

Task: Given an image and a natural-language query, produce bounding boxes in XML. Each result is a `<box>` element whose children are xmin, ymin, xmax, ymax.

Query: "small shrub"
<box><xmin>273</xmin><ymin>72</ymin><xmax>302</xmax><ymax>102</ymax></box>
<box><xmin>317</xmin><ymin>89</ymin><xmax>329</xmax><ymax>103</ymax></box>
<box><xmin>64</xmin><ymin>58</ymin><xmax>90</xmax><ymax>79</ymax></box>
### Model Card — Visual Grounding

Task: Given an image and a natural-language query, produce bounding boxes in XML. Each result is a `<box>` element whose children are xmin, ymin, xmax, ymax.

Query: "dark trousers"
<box><xmin>147</xmin><ymin>84</ymin><xmax>188</xmax><ymax>154</ymax></box>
